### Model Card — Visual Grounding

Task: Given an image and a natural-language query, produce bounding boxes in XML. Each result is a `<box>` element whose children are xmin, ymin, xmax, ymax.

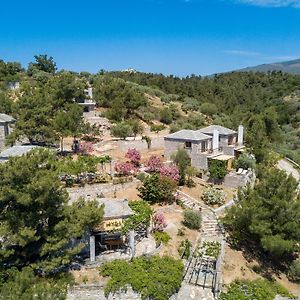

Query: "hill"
<box><xmin>239</xmin><ymin>58</ymin><xmax>300</xmax><ymax>75</ymax></box>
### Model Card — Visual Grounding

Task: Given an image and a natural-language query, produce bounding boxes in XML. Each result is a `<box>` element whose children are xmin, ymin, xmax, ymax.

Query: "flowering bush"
<box><xmin>202</xmin><ymin>187</ymin><xmax>226</xmax><ymax>206</ymax></box>
<box><xmin>125</xmin><ymin>148</ymin><xmax>141</xmax><ymax>166</ymax></box>
<box><xmin>80</xmin><ymin>141</ymin><xmax>94</xmax><ymax>154</ymax></box>
<box><xmin>146</xmin><ymin>155</ymin><xmax>163</xmax><ymax>172</ymax></box>
<box><xmin>152</xmin><ymin>212</ymin><xmax>167</xmax><ymax>232</ymax></box>
<box><xmin>159</xmin><ymin>165</ymin><xmax>180</xmax><ymax>182</ymax></box>
<box><xmin>115</xmin><ymin>162</ymin><xmax>136</xmax><ymax>176</ymax></box>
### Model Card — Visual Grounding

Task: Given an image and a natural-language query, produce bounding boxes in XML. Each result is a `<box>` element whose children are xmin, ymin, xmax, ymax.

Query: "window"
<box><xmin>201</xmin><ymin>141</ymin><xmax>208</xmax><ymax>152</ymax></box>
<box><xmin>185</xmin><ymin>141</ymin><xmax>192</xmax><ymax>149</ymax></box>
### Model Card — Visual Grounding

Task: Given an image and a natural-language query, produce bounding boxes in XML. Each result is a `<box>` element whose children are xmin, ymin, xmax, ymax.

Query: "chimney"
<box><xmin>212</xmin><ymin>129</ymin><xmax>219</xmax><ymax>154</ymax></box>
<box><xmin>238</xmin><ymin>125</ymin><xmax>244</xmax><ymax>146</ymax></box>
<box><xmin>87</xmin><ymin>87</ymin><xmax>93</xmax><ymax>99</ymax></box>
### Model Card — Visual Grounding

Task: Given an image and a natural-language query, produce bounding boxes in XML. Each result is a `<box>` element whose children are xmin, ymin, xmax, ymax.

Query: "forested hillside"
<box><xmin>1</xmin><ymin>56</ymin><xmax>300</xmax><ymax>163</ymax></box>
<box><xmin>103</xmin><ymin>70</ymin><xmax>300</xmax><ymax>163</ymax></box>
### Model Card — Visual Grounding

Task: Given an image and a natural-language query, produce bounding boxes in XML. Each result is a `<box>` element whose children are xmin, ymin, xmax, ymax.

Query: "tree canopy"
<box><xmin>222</xmin><ymin>168</ymin><xmax>300</xmax><ymax>259</ymax></box>
<box><xmin>0</xmin><ymin>149</ymin><xmax>103</xmax><ymax>272</ymax></box>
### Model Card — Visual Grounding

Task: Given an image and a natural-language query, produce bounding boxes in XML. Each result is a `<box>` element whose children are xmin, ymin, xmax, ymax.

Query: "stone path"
<box><xmin>176</xmin><ymin>191</ymin><xmax>225</xmax><ymax>300</ymax></box>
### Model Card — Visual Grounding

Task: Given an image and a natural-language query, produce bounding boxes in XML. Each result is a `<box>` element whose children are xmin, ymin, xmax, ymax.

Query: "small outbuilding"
<box><xmin>89</xmin><ymin>198</ymin><xmax>135</xmax><ymax>262</ymax></box>
<box><xmin>0</xmin><ymin>145</ymin><xmax>39</xmax><ymax>163</ymax></box>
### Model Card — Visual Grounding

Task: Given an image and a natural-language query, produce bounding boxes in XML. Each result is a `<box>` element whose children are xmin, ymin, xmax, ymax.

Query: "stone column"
<box><xmin>238</xmin><ymin>125</ymin><xmax>244</xmax><ymax>146</ymax></box>
<box><xmin>89</xmin><ymin>235</ymin><xmax>96</xmax><ymax>262</ymax></box>
<box><xmin>129</xmin><ymin>230</ymin><xmax>135</xmax><ymax>259</ymax></box>
<box><xmin>213</xmin><ymin>129</ymin><xmax>219</xmax><ymax>154</ymax></box>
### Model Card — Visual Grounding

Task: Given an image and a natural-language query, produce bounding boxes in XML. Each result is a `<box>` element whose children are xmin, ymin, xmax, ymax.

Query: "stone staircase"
<box><xmin>177</xmin><ymin>191</ymin><xmax>226</xmax><ymax>299</ymax></box>
<box><xmin>201</xmin><ymin>209</ymin><xmax>224</xmax><ymax>241</ymax></box>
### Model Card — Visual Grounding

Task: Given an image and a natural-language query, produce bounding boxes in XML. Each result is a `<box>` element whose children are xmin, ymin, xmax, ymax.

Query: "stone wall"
<box><xmin>164</xmin><ymin>139</ymin><xmax>209</xmax><ymax>170</ymax></box>
<box><xmin>67</xmin><ymin>284</ymin><xmax>142</xmax><ymax>300</ymax></box>
<box><xmin>0</xmin><ymin>125</ymin><xmax>5</xmax><ymax>152</ymax></box>
<box><xmin>0</xmin><ymin>123</ymin><xmax>14</xmax><ymax>152</ymax></box>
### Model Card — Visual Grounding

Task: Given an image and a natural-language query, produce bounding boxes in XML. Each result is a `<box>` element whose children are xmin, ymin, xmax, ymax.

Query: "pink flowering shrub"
<box><xmin>125</xmin><ymin>148</ymin><xmax>141</xmax><ymax>166</ymax></box>
<box><xmin>115</xmin><ymin>162</ymin><xmax>137</xmax><ymax>176</ymax></box>
<box><xmin>159</xmin><ymin>164</ymin><xmax>180</xmax><ymax>182</ymax></box>
<box><xmin>146</xmin><ymin>155</ymin><xmax>163</xmax><ymax>172</ymax></box>
<box><xmin>152</xmin><ymin>212</ymin><xmax>167</xmax><ymax>232</ymax></box>
<box><xmin>80</xmin><ymin>141</ymin><xmax>94</xmax><ymax>154</ymax></box>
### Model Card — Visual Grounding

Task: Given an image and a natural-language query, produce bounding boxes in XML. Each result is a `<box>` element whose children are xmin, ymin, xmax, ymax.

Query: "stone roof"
<box><xmin>164</xmin><ymin>129</ymin><xmax>211</xmax><ymax>142</ymax></box>
<box><xmin>98</xmin><ymin>198</ymin><xmax>134</xmax><ymax>220</ymax></box>
<box><xmin>0</xmin><ymin>145</ymin><xmax>39</xmax><ymax>160</ymax></box>
<box><xmin>198</xmin><ymin>125</ymin><xmax>236</xmax><ymax>136</ymax></box>
<box><xmin>0</xmin><ymin>113</ymin><xmax>15</xmax><ymax>123</ymax></box>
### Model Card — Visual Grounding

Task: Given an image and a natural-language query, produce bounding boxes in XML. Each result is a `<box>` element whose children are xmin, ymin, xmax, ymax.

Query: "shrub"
<box><xmin>160</xmin><ymin>107</ymin><xmax>173</xmax><ymax>124</ymax></box>
<box><xmin>208</xmin><ymin>159</ymin><xmax>228</xmax><ymax>181</ymax></box>
<box><xmin>136</xmin><ymin>172</ymin><xmax>147</xmax><ymax>182</ymax></box>
<box><xmin>152</xmin><ymin>212</ymin><xmax>167</xmax><ymax>232</ymax></box>
<box><xmin>125</xmin><ymin>148</ymin><xmax>141</xmax><ymax>166</ymax></box>
<box><xmin>159</xmin><ymin>164</ymin><xmax>180</xmax><ymax>182</ymax></box>
<box><xmin>138</xmin><ymin>174</ymin><xmax>177</xmax><ymax>204</ymax></box>
<box><xmin>177</xmin><ymin>227</ymin><xmax>185</xmax><ymax>236</ymax></box>
<box><xmin>178</xmin><ymin>239</ymin><xmax>192</xmax><ymax>259</ymax></box>
<box><xmin>100</xmin><ymin>256</ymin><xmax>183</xmax><ymax>300</ymax></box>
<box><xmin>288</xmin><ymin>260</ymin><xmax>300</xmax><ymax>283</ymax></box>
<box><xmin>115</xmin><ymin>161</ymin><xmax>136</xmax><ymax>176</ymax></box>
<box><xmin>182</xmin><ymin>210</ymin><xmax>202</xmax><ymax>230</ymax></box>
<box><xmin>79</xmin><ymin>141</ymin><xmax>94</xmax><ymax>154</ymax></box>
<box><xmin>122</xmin><ymin>201</ymin><xmax>153</xmax><ymax>233</ymax></box>
<box><xmin>220</xmin><ymin>279</ymin><xmax>294</xmax><ymax>300</ymax></box>
<box><xmin>150</xmin><ymin>123</ymin><xmax>165</xmax><ymax>133</ymax></box>
<box><xmin>153</xmin><ymin>231</ymin><xmax>171</xmax><ymax>246</ymax></box>
<box><xmin>146</xmin><ymin>155</ymin><xmax>163</xmax><ymax>172</ymax></box>
<box><xmin>202</xmin><ymin>187</ymin><xmax>226</xmax><ymax>206</ymax></box>
<box><xmin>235</xmin><ymin>153</ymin><xmax>256</xmax><ymax>170</ymax></box>
<box><xmin>199</xmin><ymin>102</ymin><xmax>217</xmax><ymax>116</ymax></box>
<box><xmin>251</xmin><ymin>264</ymin><xmax>263</xmax><ymax>274</ymax></box>
<box><xmin>111</xmin><ymin>122</ymin><xmax>132</xmax><ymax>139</ymax></box>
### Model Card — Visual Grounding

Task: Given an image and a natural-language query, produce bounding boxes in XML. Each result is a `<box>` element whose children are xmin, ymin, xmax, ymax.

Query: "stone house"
<box><xmin>0</xmin><ymin>113</ymin><xmax>15</xmax><ymax>152</ymax></box>
<box><xmin>164</xmin><ymin>125</ymin><xmax>245</xmax><ymax>170</ymax></box>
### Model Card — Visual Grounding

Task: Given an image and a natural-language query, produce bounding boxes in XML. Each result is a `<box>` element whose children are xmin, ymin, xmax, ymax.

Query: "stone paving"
<box><xmin>177</xmin><ymin>190</ymin><xmax>225</xmax><ymax>299</ymax></box>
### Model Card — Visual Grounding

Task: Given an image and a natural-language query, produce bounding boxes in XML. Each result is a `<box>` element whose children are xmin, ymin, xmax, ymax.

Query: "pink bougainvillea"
<box><xmin>80</xmin><ymin>141</ymin><xmax>94</xmax><ymax>154</ymax></box>
<box><xmin>159</xmin><ymin>164</ymin><xmax>180</xmax><ymax>182</ymax></box>
<box><xmin>152</xmin><ymin>212</ymin><xmax>167</xmax><ymax>232</ymax></box>
<box><xmin>115</xmin><ymin>161</ymin><xmax>137</xmax><ymax>176</ymax></box>
<box><xmin>125</xmin><ymin>148</ymin><xmax>141</xmax><ymax>166</ymax></box>
<box><xmin>146</xmin><ymin>155</ymin><xmax>163</xmax><ymax>172</ymax></box>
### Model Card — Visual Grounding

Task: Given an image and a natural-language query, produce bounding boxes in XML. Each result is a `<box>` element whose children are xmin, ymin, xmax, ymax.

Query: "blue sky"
<box><xmin>0</xmin><ymin>0</ymin><xmax>300</xmax><ymax>76</ymax></box>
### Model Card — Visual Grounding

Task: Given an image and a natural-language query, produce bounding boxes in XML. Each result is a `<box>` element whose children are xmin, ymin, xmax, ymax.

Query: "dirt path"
<box><xmin>277</xmin><ymin>159</ymin><xmax>300</xmax><ymax>182</ymax></box>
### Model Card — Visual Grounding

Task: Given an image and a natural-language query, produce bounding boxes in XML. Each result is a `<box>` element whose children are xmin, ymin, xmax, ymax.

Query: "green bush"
<box><xmin>220</xmin><ymin>279</ymin><xmax>294</xmax><ymax>300</ymax></box>
<box><xmin>235</xmin><ymin>153</ymin><xmax>256</xmax><ymax>170</ymax></box>
<box><xmin>100</xmin><ymin>256</ymin><xmax>183</xmax><ymax>300</ymax></box>
<box><xmin>136</xmin><ymin>172</ymin><xmax>147</xmax><ymax>182</ymax></box>
<box><xmin>182</xmin><ymin>210</ymin><xmax>202</xmax><ymax>230</ymax></box>
<box><xmin>153</xmin><ymin>231</ymin><xmax>171</xmax><ymax>246</ymax></box>
<box><xmin>199</xmin><ymin>102</ymin><xmax>217</xmax><ymax>116</ymax></box>
<box><xmin>122</xmin><ymin>201</ymin><xmax>153</xmax><ymax>233</ymax></box>
<box><xmin>208</xmin><ymin>159</ymin><xmax>228</xmax><ymax>181</ymax></box>
<box><xmin>288</xmin><ymin>260</ymin><xmax>300</xmax><ymax>283</ymax></box>
<box><xmin>177</xmin><ymin>227</ymin><xmax>186</xmax><ymax>236</ymax></box>
<box><xmin>202</xmin><ymin>187</ymin><xmax>226</xmax><ymax>206</ymax></box>
<box><xmin>150</xmin><ymin>123</ymin><xmax>165</xmax><ymax>133</ymax></box>
<box><xmin>178</xmin><ymin>239</ymin><xmax>192</xmax><ymax>259</ymax></box>
<box><xmin>251</xmin><ymin>264</ymin><xmax>263</xmax><ymax>274</ymax></box>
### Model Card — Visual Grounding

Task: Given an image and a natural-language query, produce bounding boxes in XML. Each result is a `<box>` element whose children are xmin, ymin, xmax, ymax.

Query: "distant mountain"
<box><xmin>239</xmin><ymin>58</ymin><xmax>300</xmax><ymax>75</ymax></box>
